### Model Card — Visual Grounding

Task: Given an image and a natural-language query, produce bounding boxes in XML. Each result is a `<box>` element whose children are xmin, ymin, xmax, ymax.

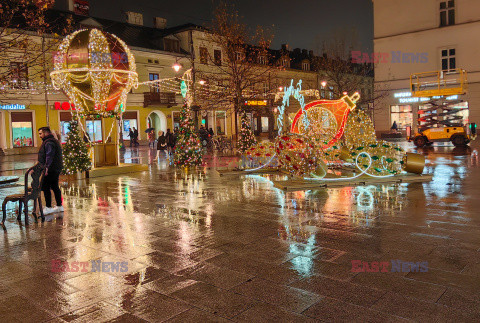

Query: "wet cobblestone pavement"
<box><xmin>1</xmin><ymin>143</ymin><xmax>480</xmax><ymax>322</ymax></box>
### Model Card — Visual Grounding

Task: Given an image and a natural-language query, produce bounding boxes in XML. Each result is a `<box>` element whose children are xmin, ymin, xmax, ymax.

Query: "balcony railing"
<box><xmin>143</xmin><ymin>92</ymin><xmax>177</xmax><ymax>107</ymax></box>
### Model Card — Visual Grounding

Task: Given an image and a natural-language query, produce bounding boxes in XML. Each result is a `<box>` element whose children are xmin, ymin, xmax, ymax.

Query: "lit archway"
<box><xmin>147</xmin><ymin>110</ymin><xmax>167</xmax><ymax>136</ymax></box>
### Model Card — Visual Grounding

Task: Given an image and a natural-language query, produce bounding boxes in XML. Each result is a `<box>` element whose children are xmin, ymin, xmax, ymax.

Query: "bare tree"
<box><xmin>194</xmin><ymin>1</ymin><xmax>279</xmax><ymax>137</ymax></box>
<box><xmin>0</xmin><ymin>1</ymin><xmax>72</xmax><ymax>106</ymax></box>
<box><xmin>313</xmin><ymin>27</ymin><xmax>388</xmax><ymax>118</ymax></box>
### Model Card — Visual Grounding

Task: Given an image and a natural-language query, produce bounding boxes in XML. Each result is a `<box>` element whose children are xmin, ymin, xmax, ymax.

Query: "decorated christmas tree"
<box><xmin>62</xmin><ymin>120</ymin><xmax>92</xmax><ymax>174</ymax></box>
<box><xmin>174</xmin><ymin>105</ymin><xmax>203</xmax><ymax>166</ymax></box>
<box><xmin>237</xmin><ymin>110</ymin><xmax>257</xmax><ymax>153</ymax></box>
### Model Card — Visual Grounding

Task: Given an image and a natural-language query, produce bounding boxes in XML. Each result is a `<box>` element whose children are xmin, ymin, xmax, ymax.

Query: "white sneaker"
<box><xmin>55</xmin><ymin>206</ymin><xmax>64</xmax><ymax>213</ymax></box>
<box><xmin>42</xmin><ymin>207</ymin><xmax>55</xmax><ymax>215</ymax></box>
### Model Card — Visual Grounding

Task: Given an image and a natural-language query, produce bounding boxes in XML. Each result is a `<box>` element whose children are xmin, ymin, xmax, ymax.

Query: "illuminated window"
<box><xmin>440</xmin><ymin>0</ymin><xmax>455</xmax><ymax>26</ymax></box>
<box><xmin>172</xmin><ymin>111</ymin><xmax>181</xmax><ymax>131</ymax></box>
<box><xmin>390</xmin><ymin>105</ymin><xmax>413</xmax><ymax>130</ymax></box>
<box><xmin>258</xmin><ymin>56</ymin><xmax>266</xmax><ymax>65</ymax></box>
<box><xmin>9</xmin><ymin>62</ymin><xmax>28</xmax><ymax>88</ymax></box>
<box><xmin>236</xmin><ymin>52</ymin><xmax>242</xmax><ymax>61</ymax></box>
<box><xmin>261</xmin><ymin>117</ymin><xmax>269</xmax><ymax>132</ymax></box>
<box><xmin>86</xmin><ymin>120</ymin><xmax>103</xmax><ymax>143</ymax></box>
<box><xmin>11</xmin><ymin>112</ymin><xmax>33</xmax><ymax>147</ymax></box>
<box><xmin>215</xmin><ymin>111</ymin><xmax>226</xmax><ymax>135</ymax></box>
<box><xmin>441</xmin><ymin>48</ymin><xmax>455</xmax><ymax>71</ymax></box>
<box><xmin>121</xmin><ymin>111</ymin><xmax>138</xmax><ymax>140</ymax></box>
<box><xmin>199</xmin><ymin>47</ymin><xmax>208</xmax><ymax>64</ymax></box>
<box><xmin>149</xmin><ymin>73</ymin><xmax>159</xmax><ymax>92</ymax></box>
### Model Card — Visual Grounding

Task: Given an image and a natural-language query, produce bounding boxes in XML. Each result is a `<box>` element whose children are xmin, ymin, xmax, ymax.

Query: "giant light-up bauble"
<box><xmin>50</xmin><ymin>29</ymin><xmax>138</xmax><ymax>116</ymax></box>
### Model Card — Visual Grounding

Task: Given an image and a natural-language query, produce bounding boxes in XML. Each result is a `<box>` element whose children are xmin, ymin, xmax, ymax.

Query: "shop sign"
<box><xmin>394</xmin><ymin>91</ymin><xmax>459</xmax><ymax>103</ymax></box>
<box><xmin>0</xmin><ymin>104</ymin><xmax>26</xmax><ymax>110</ymax></box>
<box><xmin>54</xmin><ymin>102</ymin><xmax>76</xmax><ymax>110</ymax></box>
<box><xmin>245</xmin><ymin>100</ymin><xmax>268</xmax><ymax>106</ymax></box>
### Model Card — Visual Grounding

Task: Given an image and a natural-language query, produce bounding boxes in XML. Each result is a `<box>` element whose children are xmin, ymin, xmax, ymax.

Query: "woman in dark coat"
<box><xmin>156</xmin><ymin>131</ymin><xmax>168</xmax><ymax>158</ymax></box>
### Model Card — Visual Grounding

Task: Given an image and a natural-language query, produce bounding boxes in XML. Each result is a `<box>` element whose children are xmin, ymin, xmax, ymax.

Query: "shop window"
<box><xmin>441</xmin><ymin>48</ymin><xmax>455</xmax><ymax>71</ymax></box>
<box><xmin>215</xmin><ymin>111</ymin><xmax>226</xmax><ymax>135</ymax></box>
<box><xmin>121</xmin><ymin>111</ymin><xmax>138</xmax><ymax>140</ymax></box>
<box><xmin>440</xmin><ymin>0</ymin><xmax>455</xmax><ymax>27</ymax></box>
<box><xmin>59</xmin><ymin>111</ymin><xmax>73</xmax><ymax>144</ymax></box>
<box><xmin>9</xmin><ymin>62</ymin><xmax>28</xmax><ymax>89</ymax></box>
<box><xmin>172</xmin><ymin>111</ymin><xmax>181</xmax><ymax>131</ymax></box>
<box><xmin>86</xmin><ymin>120</ymin><xmax>103</xmax><ymax>143</ymax></box>
<box><xmin>261</xmin><ymin>116</ymin><xmax>269</xmax><ymax>132</ymax></box>
<box><xmin>390</xmin><ymin>105</ymin><xmax>413</xmax><ymax>130</ymax></box>
<box><xmin>199</xmin><ymin>47</ymin><xmax>208</xmax><ymax>65</ymax></box>
<box><xmin>214</xmin><ymin>49</ymin><xmax>222</xmax><ymax>66</ymax></box>
<box><xmin>11</xmin><ymin>112</ymin><xmax>33</xmax><ymax>147</ymax></box>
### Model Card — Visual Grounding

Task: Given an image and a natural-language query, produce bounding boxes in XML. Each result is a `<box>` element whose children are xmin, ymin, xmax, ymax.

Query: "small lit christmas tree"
<box><xmin>237</xmin><ymin>110</ymin><xmax>257</xmax><ymax>153</ymax></box>
<box><xmin>62</xmin><ymin>119</ymin><xmax>92</xmax><ymax>174</ymax></box>
<box><xmin>174</xmin><ymin>105</ymin><xmax>203</xmax><ymax>166</ymax></box>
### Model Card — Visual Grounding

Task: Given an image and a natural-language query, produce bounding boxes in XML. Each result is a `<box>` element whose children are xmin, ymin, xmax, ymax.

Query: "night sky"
<box><xmin>55</xmin><ymin>0</ymin><xmax>373</xmax><ymax>52</ymax></box>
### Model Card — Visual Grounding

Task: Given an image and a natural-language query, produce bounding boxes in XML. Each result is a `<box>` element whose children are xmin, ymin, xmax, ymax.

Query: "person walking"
<box><xmin>148</xmin><ymin>130</ymin><xmax>155</xmax><ymax>149</ymax></box>
<box><xmin>133</xmin><ymin>127</ymin><xmax>139</xmax><ymax>146</ymax></box>
<box><xmin>37</xmin><ymin>127</ymin><xmax>64</xmax><ymax>215</ymax></box>
<box><xmin>128</xmin><ymin>128</ymin><xmax>135</xmax><ymax>147</ymax></box>
<box><xmin>156</xmin><ymin>130</ymin><xmax>168</xmax><ymax>158</ymax></box>
<box><xmin>165</xmin><ymin>128</ymin><xmax>175</xmax><ymax>157</ymax></box>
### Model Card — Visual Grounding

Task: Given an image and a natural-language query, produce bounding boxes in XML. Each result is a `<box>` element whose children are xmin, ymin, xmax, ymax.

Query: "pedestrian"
<box><xmin>391</xmin><ymin>121</ymin><xmax>398</xmax><ymax>133</ymax></box>
<box><xmin>148</xmin><ymin>130</ymin><xmax>155</xmax><ymax>149</ymax></box>
<box><xmin>37</xmin><ymin>127</ymin><xmax>64</xmax><ymax>215</ymax></box>
<box><xmin>165</xmin><ymin>128</ymin><xmax>174</xmax><ymax>156</ymax></box>
<box><xmin>156</xmin><ymin>130</ymin><xmax>168</xmax><ymax>158</ymax></box>
<box><xmin>128</xmin><ymin>128</ymin><xmax>134</xmax><ymax>147</ymax></box>
<box><xmin>133</xmin><ymin>127</ymin><xmax>139</xmax><ymax>146</ymax></box>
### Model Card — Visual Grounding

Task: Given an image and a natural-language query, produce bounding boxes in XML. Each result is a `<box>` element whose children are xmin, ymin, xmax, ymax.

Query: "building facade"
<box><xmin>373</xmin><ymin>0</ymin><xmax>480</xmax><ymax>133</ymax></box>
<box><xmin>0</xmin><ymin>5</ymin><xmax>374</xmax><ymax>154</ymax></box>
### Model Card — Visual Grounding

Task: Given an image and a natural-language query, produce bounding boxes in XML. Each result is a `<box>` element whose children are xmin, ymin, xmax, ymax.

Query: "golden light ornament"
<box><xmin>50</xmin><ymin>29</ymin><xmax>138</xmax><ymax>117</ymax></box>
<box><xmin>275</xmin><ymin>134</ymin><xmax>325</xmax><ymax>178</ymax></box>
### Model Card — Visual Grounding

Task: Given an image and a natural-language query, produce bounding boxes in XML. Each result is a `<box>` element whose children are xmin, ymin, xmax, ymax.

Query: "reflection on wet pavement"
<box><xmin>1</xmin><ymin>143</ymin><xmax>480</xmax><ymax>321</ymax></box>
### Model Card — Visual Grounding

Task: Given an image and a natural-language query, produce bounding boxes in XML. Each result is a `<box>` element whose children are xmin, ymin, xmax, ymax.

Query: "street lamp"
<box><xmin>321</xmin><ymin>81</ymin><xmax>327</xmax><ymax>88</ymax></box>
<box><xmin>172</xmin><ymin>58</ymin><xmax>182</xmax><ymax>73</ymax></box>
<box><xmin>278</xmin><ymin>86</ymin><xmax>283</xmax><ymax>91</ymax></box>
<box><xmin>199</xmin><ymin>79</ymin><xmax>206</xmax><ymax>85</ymax></box>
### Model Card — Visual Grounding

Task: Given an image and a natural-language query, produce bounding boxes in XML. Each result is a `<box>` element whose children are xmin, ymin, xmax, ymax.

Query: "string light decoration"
<box><xmin>291</xmin><ymin>93</ymin><xmax>360</xmax><ymax>150</ymax></box>
<box><xmin>241</xmin><ymin>79</ymin><xmax>425</xmax><ymax>180</ymax></box>
<box><xmin>275</xmin><ymin>134</ymin><xmax>326</xmax><ymax>177</ymax></box>
<box><xmin>237</xmin><ymin>110</ymin><xmax>257</xmax><ymax>153</ymax></box>
<box><xmin>62</xmin><ymin>119</ymin><xmax>92</xmax><ymax>175</ymax></box>
<box><xmin>50</xmin><ymin>29</ymin><xmax>138</xmax><ymax>117</ymax></box>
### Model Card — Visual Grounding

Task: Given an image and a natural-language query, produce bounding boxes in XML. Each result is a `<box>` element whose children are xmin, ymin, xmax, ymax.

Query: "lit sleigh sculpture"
<box><xmin>242</xmin><ymin>80</ymin><xmax>426</xmax><ymax>182</ymax></box>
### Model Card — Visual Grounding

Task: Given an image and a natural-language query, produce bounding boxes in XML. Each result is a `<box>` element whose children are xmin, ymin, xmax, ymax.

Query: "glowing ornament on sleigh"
<box><xmin>290</xmin><ymin>93</ymin><xmax>360</xmax><ymax>149</ymax></box>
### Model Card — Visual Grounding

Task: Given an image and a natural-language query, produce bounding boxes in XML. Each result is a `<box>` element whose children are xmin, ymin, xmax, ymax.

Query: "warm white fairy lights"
<box><xmin>50</xmin><ymin>29</ymin><xmax>138</xmax><ymax>117</ymax></box>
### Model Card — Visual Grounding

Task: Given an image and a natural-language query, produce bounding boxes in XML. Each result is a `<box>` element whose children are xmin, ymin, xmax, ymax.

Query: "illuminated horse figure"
<box><xmin>244</xmin><ymin>79</ymin><xmax>425</xmax><ymax>179</ymax></box>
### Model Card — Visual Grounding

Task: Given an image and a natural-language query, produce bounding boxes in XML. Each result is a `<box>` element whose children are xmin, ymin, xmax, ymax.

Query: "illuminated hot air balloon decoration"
<box><xmin>50</xmin><ymin>29</ymin><xmax>138</xmax><ymax>118</ymax></box>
